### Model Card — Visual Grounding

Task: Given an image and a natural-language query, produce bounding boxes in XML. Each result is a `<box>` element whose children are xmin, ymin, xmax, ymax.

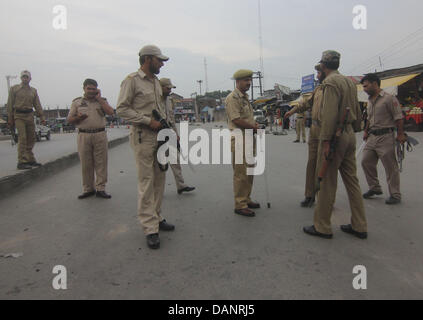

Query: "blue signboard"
<box><xmin>301</xmin><ymin>74</ymin><xmax>315</xmax><ymax>93</ymax></box>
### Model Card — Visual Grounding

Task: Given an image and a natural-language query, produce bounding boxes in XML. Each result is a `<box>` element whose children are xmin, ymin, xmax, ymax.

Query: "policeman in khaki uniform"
<box><xmin>303</xmin><ymin>51</ymin><xmax>368</xmax><ymax>240</ymax></box>
<box><xmin>160</xmin><ymin>78</ymin><xmax>195</xmax><ymax>195</ymax></box>
<box><xmin>7</xmin><ymin>70</ymin><xmax>46</xmax><ymax>170</ymax></box>
<box><xmin>67</xmin><ymin>79</ymin><xmax>115</xmax><ymax>199</ymax></box>
<box><xmin>360</xmin><ymin>73</ymin><xmax>406</xmax><ymax>205</ymax></box>
<box><xmin>293</xmin><ymin>111</ymin><xmax>306</xmax><ymax>143</ymax></box>
<box><xmin>117</xmin><ymin>45</ymin><xmax>175</xmax><ymax>250</ymax></box>
<box><xmin>225</xmin><ymin>69</ymin><xmax>261</xmax><ymax>217</ymax></box>
<box><xmin>285</xmin><ymin>64</ymin><xmax>325</xmax><ymax>207</ymax></box>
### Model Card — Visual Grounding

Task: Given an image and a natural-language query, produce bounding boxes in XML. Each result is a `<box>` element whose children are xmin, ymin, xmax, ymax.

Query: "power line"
<box><xmin>348</xmin><ymin>26</ymin><xmax>423</xmax><ymax>74</ymax></box>
<box><xmin>258</xmin><ymin>0</ymin><xmax>265</xmax><ymax>89</ymax></box>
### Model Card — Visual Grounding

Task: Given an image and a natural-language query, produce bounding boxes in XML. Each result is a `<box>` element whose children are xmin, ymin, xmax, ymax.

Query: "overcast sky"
<box><xmin>1</xmin><ymin>0</ymin><xmax>423</xmax><ymax>108</ymax></box>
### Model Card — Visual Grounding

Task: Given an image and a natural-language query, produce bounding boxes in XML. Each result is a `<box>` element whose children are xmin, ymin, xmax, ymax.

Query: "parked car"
<box><xmin>253</xmin><ymin>109</ymin><xmax>268</xmax><ymax>126</ymax></box>
<box><xmin>35</xmin><ymin>124</ymin><xmax>51</xmax><ymax>141</ymax></box>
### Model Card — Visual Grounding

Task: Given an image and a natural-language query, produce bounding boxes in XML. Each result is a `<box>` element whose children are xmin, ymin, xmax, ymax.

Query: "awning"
<box><xmin>357</xmin><ymin>73</ymin><xmax>419</xmax><ymax>102</ymax></box>
<box><xmin>254</xmin><ymin>97</ymin><xmax>274</xmax><ymax>105</ymax></box>
<box><xmin>0</xmin><ymin>118</ymin><xmax>6</xmax><ymax>124</ymax></box>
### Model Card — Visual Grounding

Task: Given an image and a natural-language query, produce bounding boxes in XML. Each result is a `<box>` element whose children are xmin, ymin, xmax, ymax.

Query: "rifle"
<box><xmin>9</xmin><ymin>123</ymin><xmax>18</xmax><ymax>146</ymax></box>
<box><xmin>396</xmin><ymin>134</ymin><xmax>419</xmax><ymax>172</ymax></box>
<box><xmin>152</xmin><ymin>109</ymin><xmax>182</xmax><ymax>172</ymax></box>
<box><xmin>316</xmin><ymin>107</ymin><xmax>350</xmax><ymax>191</ymax></box>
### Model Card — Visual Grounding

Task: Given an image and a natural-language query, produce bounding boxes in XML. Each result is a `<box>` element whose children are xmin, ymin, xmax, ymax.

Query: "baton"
<box><xmin>259</xmin><ymin>130</ymin><xmax>271</xmax><ymax>209</ymax></box>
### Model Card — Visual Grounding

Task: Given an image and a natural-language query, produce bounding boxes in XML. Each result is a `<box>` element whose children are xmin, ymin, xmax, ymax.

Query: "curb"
<box><xmin>0</xmin><ymin>135</ymin><xmax>129</xmax><ymax>200</ymax></box>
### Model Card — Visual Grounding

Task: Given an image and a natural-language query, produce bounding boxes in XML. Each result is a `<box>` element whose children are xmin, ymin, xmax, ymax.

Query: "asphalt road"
<box><xmin>0</xmin><ymin>128</ymin><xmax>130</xmax><ymax>179</ymax></box>
<box><xmin>0</xmin><ymin>124</ymin><xmax>422</xmax><ymax>300</ymax></box>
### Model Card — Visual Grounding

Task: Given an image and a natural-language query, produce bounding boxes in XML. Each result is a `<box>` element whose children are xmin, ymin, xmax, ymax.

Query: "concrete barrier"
<box><xmin>0</xmin><ymin>135</ymin><xmax>129</xmax><ymax>200</ymax></box>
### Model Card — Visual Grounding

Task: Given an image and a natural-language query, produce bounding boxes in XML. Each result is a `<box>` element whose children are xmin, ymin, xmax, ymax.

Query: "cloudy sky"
<box><xmin>1</xmin><ymin>0</ymin><xmax>423</xmax><ymax>108</ymax></box>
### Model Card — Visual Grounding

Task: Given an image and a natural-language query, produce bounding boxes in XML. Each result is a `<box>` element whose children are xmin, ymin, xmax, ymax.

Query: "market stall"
<box><xmin>357</xmin><ymin>68</ymin><xmax>423</xmax><ymax>131</ymax></box>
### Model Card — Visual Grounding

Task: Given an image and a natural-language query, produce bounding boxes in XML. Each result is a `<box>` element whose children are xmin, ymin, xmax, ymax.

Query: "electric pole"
<box><xmin>258</xmin><ymin>0</ymin><xmax>265</xmax><ymax>90</ymax></box>
<box><xmin>6</xmin><ymin>75</ymin><xmax>17</xmax><ymax>92</ymax></box>
<box><xmin>204</xmin><ymin>58</ymin><xmax>209</xmax><ymax>94</ymax></box>
<box><xmin>251</xmin><ymin>71</ymin><xmax>264</xmax><ymax>102</ymax></box>
<box><xmin>197</xmin><ymin>80</ymin><xmax>203</xmax><ymax>96</ymax></box>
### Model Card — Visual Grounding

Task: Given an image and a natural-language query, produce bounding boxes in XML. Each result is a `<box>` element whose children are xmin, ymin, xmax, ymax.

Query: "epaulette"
<box><xmin>72</xmin><ymin>97</ymin><xmax>83</xmax><ymax>102</ymax></box>
<box><xmin>126</xmin><ymin>72</ymin><xmax>138</xmax><ymax>80</ymax></box>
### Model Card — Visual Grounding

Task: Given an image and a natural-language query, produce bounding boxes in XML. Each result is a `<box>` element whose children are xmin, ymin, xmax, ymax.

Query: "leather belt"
<box><xmin>369</xmin><ymin>127</ymin><xmax>395</xmax><ymax>136</ymax></box>
<box><xmin>15</xmin><ymin>109</ymin><xmax>33</xmax><ymax>114</ymax></box>
<box><xmin>79</xmin><ymin>128</ymin><xmax>105</xmax><ymax>133</ymax></box>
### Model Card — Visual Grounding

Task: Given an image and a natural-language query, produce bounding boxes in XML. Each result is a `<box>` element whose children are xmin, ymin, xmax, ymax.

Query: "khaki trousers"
<box><xmin>361</xmin><ymin>133</ymin><xmax>401</xmax><ymax>200</ymax></box>
<box><xmin>231</xmin><ymin>138</ymin><xmax>254</xmax><ymax>210</ymax></box>
<box><xmin>130</xmin><ymin>126</ymin><xmax>166</xmax><ymax>235</ymax></box>
<box><xmin>15</xmin><ymin>114</ymin><xmax>36</xmax><ymax>164</ymax></box>
<box><xmin>77</xmin><ymin>131</ymin><xmax>108</xmax><ymax>192</ymax></box>
<box><xmin>305</xmin><ymin>125</ymin><xmax>320</xmax><ymax>198</ymax></box>
<box><xmin>170</xmin><ymin>162</ymin><xmax>187</xmax><ymax>191</ymax></box>
<box><xmin>314</xmin><ymin>127</ymin><xmax>367</xmax><ymax>235</ymax></box>
<box><xmin>296</xmin><ymin>118</ymin><xmax>306</xmax><ymax>141</ymax></box>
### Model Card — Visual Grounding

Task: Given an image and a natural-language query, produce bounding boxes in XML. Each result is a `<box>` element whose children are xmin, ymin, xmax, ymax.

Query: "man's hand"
<box><xmin>284</xmin><ymin>111</ymin><xmax>292</xmax><ymax>120</ymax></box>
<box><xmin>396</xmin><ymin>132</ymin><xmax>407</xmax><ymax>144</ymax></box>
<box><xmin>253</xmin><ymin>122</ymin><xmax>260</xmax><ymax>134</ymax></box>
<box><xmin>149</xmin><ymin>119</ymin><xmax>162</xmax><ymax>131</ymax></box>
<box><xmin>363</xmin><ymin>131</ymin><xmax>368</xmax><ymax>141</ymax></box>
<box><xmin>95</xmin><ymin>89</ymin><xmax>102</xmax><ymax>102</ymax></box>
<box><xmin>78</xmin><ymin>113</ymin><xmax>88</xmax><ymax>121</ymax></box>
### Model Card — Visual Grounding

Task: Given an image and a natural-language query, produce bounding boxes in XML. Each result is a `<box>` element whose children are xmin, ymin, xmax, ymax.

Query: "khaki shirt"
<box><xmin>162</xmin><ymin>96</ymin><xmax>178</xmax><ymax>133</ymax></box>
<box><xmin>225</xmin><ymin>88</ymin><xmax>255</xmax><ymax>130</ymax></box>
<box><xmin>293</xmin><ymin>85</ymin><xmax>323</xmax><ymax>122</ymax></box>
<box><xmin>68</xmin><ymin>97</ymin><xmax>107</xmax><ymax>129</ymax></box>
<box><xmin>319</xmin><ymin>71</ymin><xmax>362</xmax><ymax>140</ymax></box>
<box><xmin>7</xmin><ymin>84</ymin><xmax>45</xmax><ymax>121</ymax></box>
<box><xmin>367</xmin><ymin>90</ymin><xmax>403</xmax><ymax>130</ymax></box>
<box><xmin>116</xmin><ymin>69</ymin><xmax>166</xmax><ymax>126</ymax></box>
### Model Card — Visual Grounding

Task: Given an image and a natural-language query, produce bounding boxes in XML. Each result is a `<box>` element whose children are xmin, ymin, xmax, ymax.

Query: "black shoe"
<box><xmin>340</xmin><ymin>224</ymin><xmax>367</xmax><ymax>239</ymax></box>
<box><xmin>303</xmin><ymin>225</ymin><xmax>333</xmax><ymax>239</ymax></box>
<box><xmin>78</xmin><ymin>191</ymin><xmax>96</xmax><ymax>199</ymax></box>
<box><xmin>300</xmin><ymin>197</ymin><xmax>315</xmax><ymax>208</ymax></box>
<box><xmin>159</xmin><ymin>219</ymin><xmax>175</xmax><ymax>231</ymax></box>
<box><xmin>17</xmin><ymin>163</ymin><xmax>33</xmax><ymax>170</ymax></box>
<box><xmin>146</xmin><ymin>233</ymin><xmax>160</xmax><ymax>249</ymax></box>
<box><xmin>293</xmin><ymin>140</ymin><xmax>300</xmax><ymax>143</ymax></box>
<box><xmin>234</xmin><ymin>208</ymin><xmax>255</xmax><ymax>217</ymax></box>
<box><xmin>248</xmin><ymin>202</ymin><xmax>261</xmax><ymax>209</ymax></box>
<box><xmin>363</xmin><ymin>190</ymin><xmax>383</xmax><ymax>199</ymax></box>
<box><xmin>177</xmin><ymin>186</ymin><xmax>196</xmax><ymax>194</ymax></box>
<box><xmin>27</xmin><ymin>161</ymin><xmax>42</xmax><ymax>167</ymax></box>
<box><xmin>96</xmin><ymin>191</ymin><xmax>112</xmax><ymax>199</ymax></box>
<box><xmin>385</xmin><ymin>197</ymin><xmax>401</xmax><ymax>205</ymax></box>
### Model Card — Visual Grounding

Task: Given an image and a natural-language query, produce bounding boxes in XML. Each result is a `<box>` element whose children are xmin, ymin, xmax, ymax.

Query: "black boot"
<box><xmin>300</xmin><ymin>197</ymin><xmax>315</xmax><ymax>208</ymax></box>
<box><xmin>146</xmin><ymin>234</ymin><xmax>160</xmax><ymax>249</ymax></box>
<box><xmin>17</xmin><ymin>163</ymin><xmax>32</xmax><ymax>170</ymax></box>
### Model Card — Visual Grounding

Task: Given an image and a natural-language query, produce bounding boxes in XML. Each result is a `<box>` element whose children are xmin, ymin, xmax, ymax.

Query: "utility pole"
<box><xmin>204</xmin><ymin>58</ymin><xmax>209</xmax><ymax>94</ymax></box>
<box><xmin>197</xmin><ymin>80</ymin><xmax>203</xmax><ymax>96</ymax></box>
<box><xmin>258</xmin><ymin>0</ymin><xmax>265</xmax><ymax>90</ymax></box>
<box><xmin>251</xmin><ymin>71</ymin><xmax>264</xmax><ymax>102</ymax></box>
<box><xmin>6</xmin><ymin>75</ymin><xmax>17</xmax><ymax>92</ymax></box>
<box><xmin>191</xmin><ymin>92</ymin><xmax>199</xmax><ymax>121</ymax></box>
